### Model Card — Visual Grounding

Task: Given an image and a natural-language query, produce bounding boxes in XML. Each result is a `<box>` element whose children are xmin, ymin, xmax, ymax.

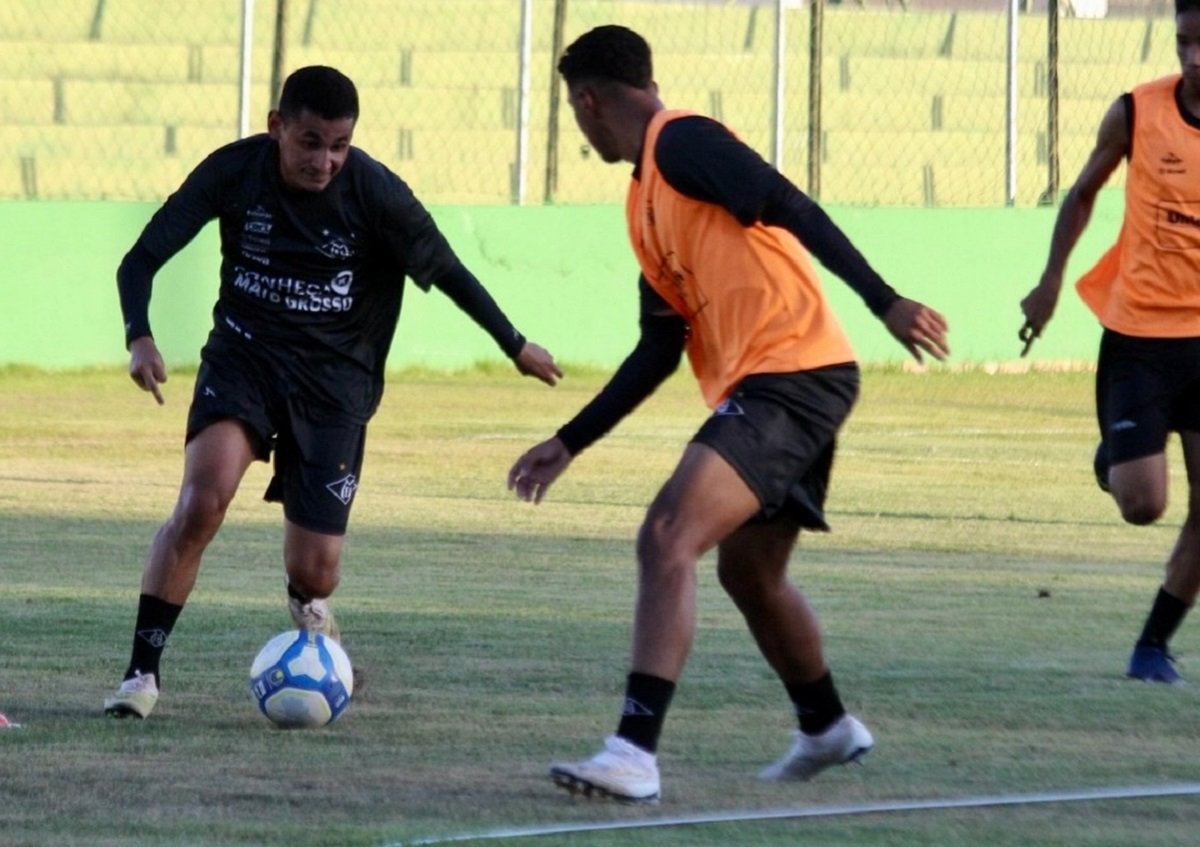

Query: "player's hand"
<box><xmin>1018</xmin><ymin>277</ymin><xmax>1061</xmax><ymax>357</ymax></box>
<box><xmin>883</xmin><ymin>298</ymin><xmax>950</xmax><ymax>364</ymax></box>
<box><xmin>508</xmin><ymin>437</ymin><xmax>572</xmax><ymax>504</ymax></box>
<box><xmin>128</xmin><ymin>336</ymin><xmax>167</xmax><ymax>405</ymax></box>
<box><xmin>514</xmin><ymin>342</ymin><xmax>563</xmax><ymax>386</ymax></box>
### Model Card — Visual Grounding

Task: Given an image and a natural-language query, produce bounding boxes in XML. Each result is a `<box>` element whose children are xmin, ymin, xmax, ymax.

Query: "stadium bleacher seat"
<box><xmin>26</xmin><ymin>154</ymin><xmax>193</xmax><ymax>201</ymax></box>
<box><xmin>1</xmin><ymin>0</ymin><xmax>96</xmax><ymax>40</ymax></box>
<box><xmin>59</xmin><ymin>79</ymin><xmax>269</xmax><ymax>127</ymax></box>
<box><xmin>821</xmin><ymin>8</ymin><xmax>953</xmax><ymax>59</ymax></box>
<box><xmin>820</xmin><ymin>164</ymin><xmax>929</xmax><ymax>206</ymax></box>
<box><xmin>0</xmin><ymin>80</ymin><xmax>56</xmax><ymax>124</ymax></box>
<box><xmin>0</xmin><ymin>156</ymin><xmax>26</xmax><ymax>200</ymax></box>
<box><xmin>0</xmin><ymin>124</ymin><xmax>169</xmax><ymax>157</ymax></box>
<box><xmin>819</xmin><ymin>92</ymin><xmax>936</xmax><ymax>133</ymax></box>
<box><xmin>0</xmin><ymin>41</ymin><xmax>193</xmax><ymax>83</ymax></box>
<box><xmin>0</xmin><ymin>1</ymin><xmax>1174</xmax><ymax>206</ymax></box>
<box><xmin>311</xmin><ymin>0</ymin><xmax>520</xmax><ymax>51</ymax></box>
<box><xmin>96</xmin><ymin>0</ymin><xmax>266</xmax><ymax>46</ymax></box>
<box><xmin>842</xmin><ymin>55</ymin><xmax>1031</xmax><ymax>98</ymax></box>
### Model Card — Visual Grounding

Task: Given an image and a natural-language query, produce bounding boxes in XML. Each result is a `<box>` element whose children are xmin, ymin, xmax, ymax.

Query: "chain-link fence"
<box><xmin>0</xmin><ymin>0</ymin><xmax>1179</xmax><ymax>206</ymax></box>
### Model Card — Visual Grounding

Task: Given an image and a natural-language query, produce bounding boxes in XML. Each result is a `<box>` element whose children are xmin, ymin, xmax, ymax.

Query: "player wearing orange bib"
<box><xmin>509</xmin><ymin>25</ymin><xmax>949</xmax><ymax>803</ymax></box>
<box><xmin>1021</xmin><ymin>0</ymin><xmax>1200</xmax><ymax>685</ymax></box>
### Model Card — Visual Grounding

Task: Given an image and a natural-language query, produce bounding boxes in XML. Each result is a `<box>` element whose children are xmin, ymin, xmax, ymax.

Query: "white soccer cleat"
<box><xmin>759</xmin><ymin>714</ymin><xmax>874</xmax><ymax>781</ymax></box>
<box><xmin>549</xmin><ymin>735</ymin><xmax>662</xmax><ymax>804</ymax></box>
<box><xmin>288</xmin><ymin>594</ymin><xmax>340</xmax><ymax>642</ymax></box>
<box><xmin>103</xmin><ymin>670</ymin><xmax>160</xmax><ymax>720</ymax></box>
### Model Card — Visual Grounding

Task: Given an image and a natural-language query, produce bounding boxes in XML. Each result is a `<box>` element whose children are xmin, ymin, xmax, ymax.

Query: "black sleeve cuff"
<box><xmin>431</xmin><ymin>263</ymin><xmax>526</xmax><ymax>358</ymax></box>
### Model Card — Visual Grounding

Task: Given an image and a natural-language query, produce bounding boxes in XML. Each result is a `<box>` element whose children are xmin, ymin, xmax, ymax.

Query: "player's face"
<box><xmin>567</xmin><ymin>83</ymin><xmax>622</xmax><ymax>164</ymax></box>
<box><xmin>1176</xmin><ymin>11</ymin><xmax>1200</xmax><ymax>93</ymax></box>
<box><xmin>268</xmin><ymin>108</ymin><xmax>355</xmax><ymax>192</ymax></box>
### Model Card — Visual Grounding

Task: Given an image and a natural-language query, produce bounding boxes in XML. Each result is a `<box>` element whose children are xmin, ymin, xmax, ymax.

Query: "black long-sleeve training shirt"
<box><xmin>117</xmin><ymin>135</ymin><xmax>524</xmax><ymax>418</ymax></box>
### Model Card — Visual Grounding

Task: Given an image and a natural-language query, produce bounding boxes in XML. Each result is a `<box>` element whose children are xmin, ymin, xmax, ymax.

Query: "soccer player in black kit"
<box><xmin>104</xmin><ymin>66</ymin><xmax>561</xmax><ymax>719</ymax></box>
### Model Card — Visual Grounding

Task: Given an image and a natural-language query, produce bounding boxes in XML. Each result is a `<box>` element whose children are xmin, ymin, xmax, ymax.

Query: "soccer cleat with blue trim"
<box><xmin>1127</xmin><ymin>645</ymin><xmax>1184</xmax><ymax>685</ymax></box>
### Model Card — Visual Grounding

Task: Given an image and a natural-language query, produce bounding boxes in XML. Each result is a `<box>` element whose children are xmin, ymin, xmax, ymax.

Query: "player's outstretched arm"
<box><xmin>513</xmin><ymin>341</ymin><xmax>563</xmax><ymax>386</ymax></box>
<box><xmin>1019</xmin><ymin>95</ymin><xmax>1128</xmax><ymax>353</ymax></box>
<box><xmin>883</xmin><ymin>298</ymin><xmax>950</xmax><ymax>364</ymax></box>
<box><xmin>508</xmin><ymin>437</ymin><xmax>573</xmax><ymax>504</ymax></box>
<box><xmin>128</xmin><ymin>336</ymin><xmax>168</xmax><ymax>405</ymax></box>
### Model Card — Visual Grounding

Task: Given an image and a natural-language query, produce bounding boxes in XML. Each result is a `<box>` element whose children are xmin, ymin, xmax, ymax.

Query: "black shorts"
<box><xmin>692</xmin><ymin>364</ymin><xmax>859</xmax><ymax>530</ymax></box>
<box><xmin>187</xmin><ymin>341</ymin><xmax>367</xmax><ymax>535</ymax></box>
<box><xmin>1096</xmin><ymin>329</ymin><xmax>1200</xmax><ymax>465</ymax></box>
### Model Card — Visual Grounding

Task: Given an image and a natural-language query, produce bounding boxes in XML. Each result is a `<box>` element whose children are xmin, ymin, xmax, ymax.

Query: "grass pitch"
<box><xmin>1</xmin><ymin>364</ymin><xmax>1198</xmax><ymax>846</ymax></box>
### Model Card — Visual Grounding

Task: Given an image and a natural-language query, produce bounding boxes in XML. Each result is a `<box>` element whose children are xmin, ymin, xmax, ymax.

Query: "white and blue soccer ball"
<box><xmin>249</xmin><ymin>630</ymin><xmax>354</xmax><ymax>729</ymax></box>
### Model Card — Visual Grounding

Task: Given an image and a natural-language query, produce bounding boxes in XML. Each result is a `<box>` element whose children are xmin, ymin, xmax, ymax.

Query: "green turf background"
<box><xmin>0</xmin><ymin>191</ymin><xmax>1124</xmax><ymax>370</ymax></box>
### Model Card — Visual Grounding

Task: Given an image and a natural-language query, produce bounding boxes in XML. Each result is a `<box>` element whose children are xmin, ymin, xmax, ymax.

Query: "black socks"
<box><xmin>124</xmin><ymin>593</ymin><xmax>183</xmax><ymax>686</ymax></box>
<box><xmin>616</xmin><ymin>672</ymin><xmax>676</xmax><ymax>754</ymax></box>
<box><xmin>785</xmin><ymin>671</ymin><xmax>846</xmax><ymax>736</ymax></box>
<box><xmin>1136</xmin><ymin>586</ymin><xmax>1191</xmax><ymax>650</ymax></box>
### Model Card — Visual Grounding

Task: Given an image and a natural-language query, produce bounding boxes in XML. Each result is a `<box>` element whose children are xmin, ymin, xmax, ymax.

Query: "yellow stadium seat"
<box><xmin>841</xmin><ymin>55</ymin><xmax>1034</xmax><ymax>98</ymax></box>
<box><xmin>0</xmin><ymin>156</ymin><xmax>28</xmax><ymax>199</ymax></box>
<box><xmin>171</xmin><ymin>126</ymin><xmax>242</xmax><ymax>161</ymax></box>
<box><xmin>1055</xmin><ymin>62</ymin><xmax>1173</xmax><ymax>100</ymax></box>
<box><xmin>310</xmin><ymin>0</ymin><xmax>520</xmax><ymax>50</ymax></box>
<box><xmin>0</xmin><ymin>80</ymin><xmax>56</xmax><ymax>124</ymax></box>
<box><xmin>360</xmin><ymin>85</ymin><xmax>512</xmax><ymax>131</ymax></box>
<box><xmin>821</xmin><ymin>9</ymin><xmax>954</xmax><ymax>59</ymax></box>
<box><xmin>559</xmin><ymin>1</ymin><xmax>759</xmax><ymax>54</ymax></box>
<box><xmin>0</xmin><ymin>41</ymin><xmax>192</xmax><ymax>82</ymax></box>
<box><xmin>819</xmin><ymin>163</ymin><xmax>930</xmax><ymax>207</ymax></box>
<box><xmin>655</xmin><ymin>51</ymin><xmax>778</xmax><ymax>94</ymax></box>
<box><xmin>819</xmin><ymin>92</ymin><xmax>935</xmax><ymax>132</ymax></box>
<box><xmin>1056</xmin><ymin>17</ymin><xmax>1151</xmax><ymax>65</ymax></box>
<box><xmin>28</xmin><ymin>154</ymin><xmax>195</xmax><ymax>201</ymax></box>
<box><xmin>1054</xmin><ymin>96</ymin><xmax>1113</xmax><ymax>136</ymax></box>
<box><xmin>2</xmin><ymin>0</ymin><xmax>96</xmax><ymax>39</ymax></box>
<box><xmin>191</xmin><ymin>44</ymin><xmax>277</xmax><ymax>86</ymax></box>
<box><xmin>59</xmin><ymin>80</ymin><xmax>267</xmax><ymax>128</ymax></box>
<box><xmin>280</xmin><ymin>48</ymin><xmax>407</xmax><ymax>87</ymax></box>
<box><xmin>0</xmin><ymin>124</ymin><xmax>169</xmax><ymax>157</ymax></box>
<box><xmin>96</xmin><ymin>0</ymin><xmax>275</xmax><ymax>45</ymax></box>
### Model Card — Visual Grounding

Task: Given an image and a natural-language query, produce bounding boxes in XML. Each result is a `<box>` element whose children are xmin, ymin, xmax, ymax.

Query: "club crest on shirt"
<box><xmin>317</xmin><ymin>229</ymin><xmax>355</xmax><ymax>260</ymax></box>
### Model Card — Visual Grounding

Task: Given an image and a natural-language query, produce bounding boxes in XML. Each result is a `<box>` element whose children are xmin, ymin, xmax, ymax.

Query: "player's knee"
<box><xmin>287</xmin><ymin>565</ymin><xmax>340</xmax><ymax>600</ymax></box>
<box><xmin>171</xmin><ymin>487</ymin><xmax>231</xmax><ymax>545</ymax></box>
<box><xmin>1115</xmin><ymin>491</ymin><xmax>1165</xmax><ymax>526</ymax></box>
<box><xmin>635</xmin><ymin>516</ymin><xmax>695</xmax><ymax>582</ymax></box>
<box><xmin>285</xmin><ymin>547</ymin><xmax>341</xmax><ymax>599</ymax></box>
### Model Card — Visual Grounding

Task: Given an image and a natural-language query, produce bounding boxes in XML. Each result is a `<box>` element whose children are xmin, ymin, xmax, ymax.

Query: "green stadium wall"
<box><xmin>0</xmin><ymin>193</ymin><xmax>1124</xmax><ymax>373</ymax></box>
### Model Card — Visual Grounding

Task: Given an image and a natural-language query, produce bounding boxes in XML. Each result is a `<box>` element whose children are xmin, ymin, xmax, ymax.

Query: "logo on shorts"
<box><xmin>714</xmin><ymin>398</ymin><xmax>745</xmax><ymax>416</ymax></box>
<box><xmin>325</xmin><ymin>474</ymin><xmax>358</xmax><ymax>506</ymax></box>
<box><xmin>1111</xmin><ymin>419</ymin><xmax>1137</xmax><ymax>432</ymax></box>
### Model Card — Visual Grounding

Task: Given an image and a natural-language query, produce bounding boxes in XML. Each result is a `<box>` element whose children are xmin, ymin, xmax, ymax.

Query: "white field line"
<box><xmin>392</xmin><ymin>782</ymin><xmax>1200</xmax><ymax>846</ymax></box>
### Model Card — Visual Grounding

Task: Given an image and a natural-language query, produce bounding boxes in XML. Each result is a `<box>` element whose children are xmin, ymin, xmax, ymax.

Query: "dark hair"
<box><xmin>557</xmin><ymin>25</ymin><xmax>653</xmax><ymax>88</ymax></box>
<box><xmin>277</xmin><ymin>65</ymin><xmax>359</xmax><ymax>121</ymax></box>
<box><xmin>1178</xmin><ymin>0</ymin><xmax>1200</xmax><ymax>15</ymax></box>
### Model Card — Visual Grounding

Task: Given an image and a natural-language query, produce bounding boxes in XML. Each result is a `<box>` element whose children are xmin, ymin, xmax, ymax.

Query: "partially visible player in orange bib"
<box><xmin>508</xmin><ymin>25</ymin><xmax>949</xmax><ymax>804</ymax></box>
<box><xmin>1021</xmin><ymin>0</ymin><xmax>1200</xmax><ymax>686</ymax></box>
